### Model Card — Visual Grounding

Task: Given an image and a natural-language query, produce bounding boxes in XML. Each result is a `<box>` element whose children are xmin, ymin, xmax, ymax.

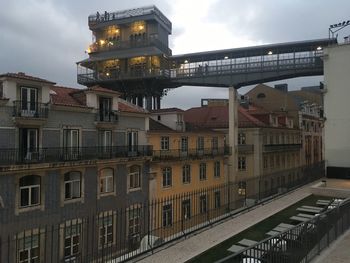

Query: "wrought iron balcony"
<box><xmin>263</xmin><ymin>143</ymin><xmax>302</xmax><ymax>152</ymax></box>
<box><xmin>152</xmin><ymin>146</ymin><xmax>231</xmax><ymax>161</ymax></box>
<box><xmin>0</xmin><ymin>145</ymin><xmax>152</xmax><ymax>166</ymax></box>
<box><xmin>96</xmin><ymin>111</ymin><xmax>118</xmax><ymax>123</ymax></box>
<box><xmin>238</xmin><ymin>144</ymin><xmax>254</xmax><ymax>154</ymax></box>
<box><xmin>13</xmin><ymin>100</ymin><xmax>49</xmax><ymax>119</ymax></box>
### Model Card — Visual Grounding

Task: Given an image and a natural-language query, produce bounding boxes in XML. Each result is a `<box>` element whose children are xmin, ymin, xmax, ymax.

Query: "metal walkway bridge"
<box><xmin>169</xmin><ymin>38</ymin><xmax>336</xmax><ymax>88</ymax></box>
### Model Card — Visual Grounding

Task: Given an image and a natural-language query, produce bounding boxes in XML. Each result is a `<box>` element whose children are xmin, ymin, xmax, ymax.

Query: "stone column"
<box><xmin>146</xmin><ymin>96</ymin><xmax>152</xmax><ymax>111</ymax></box>
<box><xmin>157</xmin><ymin>96</ymin><xmax>161</xmax><ymax>109</ymax></box>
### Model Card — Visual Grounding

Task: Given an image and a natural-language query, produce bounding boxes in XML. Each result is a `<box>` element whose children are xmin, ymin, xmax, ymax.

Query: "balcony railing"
<box><xmin>152</xmin><ymin>146</ymin><xmax>231</xmax><ymax>161</ymax></box>
<box><xmin>77</xmin><ymin>68</ymin><xmax>170</xmax><ymax>84</ymax></box>
<box><xmin>90</xmin><ymin>38</ymin><xmax>171</xmax><ymax>55</ymax></box>
<box><xmin>96</xmin><ymin>111</ymin><xmax>118</xmax><ymax>123</ymax></box>
<box><xmin>13</xmin><ymin>100</ymin><xmax>49</xmax><ymax>118</ymax></box>
<box><xmin>263</xmin><ymin>143</ymin><xmax>302</xmax><ymax>152</ymax></box>
<box><xmin>0</xmin><ymin>145</ymin><xmax>152</xmax><ymax>166</ymax></box>
<box><xmin>238</xmin><ymin>144</ymin><xmax>254</xmax><ymax>153</ymax></box>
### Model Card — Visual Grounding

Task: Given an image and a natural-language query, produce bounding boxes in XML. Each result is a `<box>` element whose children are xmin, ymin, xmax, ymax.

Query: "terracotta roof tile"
<box><xmin>0</xmin><ymin>72</ymin><xmax>56</xmax><ymax>84</ymax></box>
<box><xmin>118</xmin><ymin>99</ymin><xmax>148</xmax><ymax>114</ymax></box>
<box><xmin>50</xmin><ymin>86</ymin><xmax>88</xmax><ymax>108</ymax></box>
<box><xmin>151</xmin><ymin>107</ymin><xmax>184</xmax><ymax>113</ymax></box>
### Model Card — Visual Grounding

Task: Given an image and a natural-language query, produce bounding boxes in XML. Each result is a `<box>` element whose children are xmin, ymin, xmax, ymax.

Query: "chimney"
<box><xmin>274</xmin><ymin>83</ymin><xmax>288</xmax><ymax>92</ymax></box>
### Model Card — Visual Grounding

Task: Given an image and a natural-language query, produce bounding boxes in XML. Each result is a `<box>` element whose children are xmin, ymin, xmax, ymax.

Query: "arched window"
<box><xmin>257</xmin><ymin>93</ymin><xmax>266</xmax><ymax>99</ymax></box>
<box><xmin>64</xmin><ymin>171</ymin><xmax>81</xmax><ymax>200</ymax></box>
<box><xmin>129</xmin><ymin>165</ymin><xmax>141</xmax><ymax>190</ymax></box>
<box><xmin>100</xmin><ymin>168</ymin><xmax>114</xmax><ymax>194</ymax></box>
<box><xmin>19</xmin><ymin>175</ymin><xmax>41</xmax><ymax>207</ymax></box>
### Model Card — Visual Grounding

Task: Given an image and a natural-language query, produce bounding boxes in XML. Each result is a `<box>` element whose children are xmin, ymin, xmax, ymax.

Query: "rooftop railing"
<box><xmin>0</xmin><ymin>145</ymin><xmax>152</xmax><ymax>166</ymax></box>
<box><xmin>152</xmin><ymin>146</ymin><xmax>231</xmax><ymax>161</ymax></box>
<box><xmin>88</xmin><ymin>6</ymin><xmax>172</xmax><ymax>29</ymax></box>
<box><xmin>13</xmin><ymin>100</ymin><xmax>49</xmax><ymax>119</ymax></box>
<box><xmin>238</xmin><ymin>144</ymin><xmax>254</xmax><ymax>153</ymax></box>
<box><xmin>95</xmin><ymin>111</ymin><xmax>119</xmax><ymax>123</ymax></box>
<box><xmin>89</xmin><ymin>38</ymin><xmax>172</xmax><ymax>55</ymax></box>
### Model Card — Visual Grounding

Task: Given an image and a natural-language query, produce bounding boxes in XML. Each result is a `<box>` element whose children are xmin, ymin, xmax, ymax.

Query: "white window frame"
<box><xmin>197</xmin><ymin>136</ymin><xmax>204</xmax><ymax>151</ymax></box>
<box><xmin>182</xmin><ymin>199</ymin><xmax>191</xmax><ymax>220</ymax></box>
<box><xmin>63</xmin><ymin>221</ymin><xmax>81</xmax><ymax>260</ymax></box>
<box><xmin>160</xmin><ymin>136</ymin><xmax>169</xmax><ymax>151</ymax></box>
<box><xmin>128</xmin><ymin>165</ymin><xmax>141</xmax><ymax>190</ymax></box>
<box><xmin>214</xmin><ymin>161</ymin><xmax>220</xmax><ymax>178</ymax></box>
<box><xmin>98</xmin><ymin>213</ymin><xmax>114</xmax><ymax>247</ymax></box>
<box><xmin>162</xmin><ymin>203</ymin><xmax>172</xmax><ymax>227</ymax></box>
<box><xmin>199</xmin><ymin>163</ymin><xmax>207</xmax><ymax>181</ymax></box>
<box><xmin>214</xmin><ymin>191</ymin><xmax>221</xmax><ymax>208</ymax></box>
<box><xmin>199</xmin><ymin>194</ymin><xmax>207</xmax><ymax>214</ymax></box>
<box><xmin>64</xmin><ymin>172</ymin><xmax>81</xmax><ymax>201</ymax></box>
<box><xmin>17</xmin><ymin>233</ymin><xmax>40</xmax><ymax>263</ymax></box>
<box><xmin>182</xmin><ymin>164</ymin><xmax>191</xmax><ymax>184</ymax></box>
<box><xmin>162</xmin><ymin>167</ymin><xmax>172</xmax><ymax>188</ymax></box>
<box><xmin>99</xmin><ymin>168</ymin><xmax>114</xmax><ymax>194</ymax></box>
<box><xmin>238</xmin><ymin>156</ymin><xmax>246</xmax><ymax>171</ymax></box>
<box><xmin>238</xmin><ymin>133</ymin><xmax>246</xmax><ymax>145</ymax></box>
<box><xmin>19</xmin><ymin>175</ymin><xmax>41</xmax><ymax>208</ymax></box>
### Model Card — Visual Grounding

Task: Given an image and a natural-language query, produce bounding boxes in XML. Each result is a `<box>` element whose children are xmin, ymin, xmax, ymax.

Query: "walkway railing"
<box><xmin>216</xmin><ymin>196</ymin><xmax>350</xmax><ymax>263</ymax></box>
<box><xmin>0</xmin><ymin>162</ymin><xmax>324</xmax><ymax>262</ymax></box>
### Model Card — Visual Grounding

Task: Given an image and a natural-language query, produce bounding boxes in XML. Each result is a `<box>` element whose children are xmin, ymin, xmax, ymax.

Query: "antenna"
<box><xmin>329</xmin><ymin>20</ymin><xmax>350</xmax><ymax>39</ymax></box>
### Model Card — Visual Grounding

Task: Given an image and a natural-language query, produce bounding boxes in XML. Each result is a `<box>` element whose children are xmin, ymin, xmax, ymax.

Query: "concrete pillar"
<box><xmin>228</xmin><ymin>87</ymin><xmax>238</xmax><ymax>183</ymax></box>
<box><xmin>157</xmin><ymin>96</ymin><xmax>161</xmax><ymax>109</ymax></box>
<box><xmin>137</xmin><ymin>96</ymin><xmax>143</xmax><ymax>107</ymax></box>
<box><xmin>146</xmin><ymin>96</ymin><xmax>152</xmax><ymax>111</ymax></box>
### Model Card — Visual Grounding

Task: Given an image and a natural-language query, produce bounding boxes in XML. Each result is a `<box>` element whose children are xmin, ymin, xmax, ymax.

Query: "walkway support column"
<box><xmin>228</xmin><ymin>87</ymin><xmax>238</xmax><ymax>207</ymax></box>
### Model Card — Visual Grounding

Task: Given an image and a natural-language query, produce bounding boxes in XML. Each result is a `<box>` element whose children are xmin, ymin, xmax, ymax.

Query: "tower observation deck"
<box><xmin>77</xmin><ymin>6</ymin><xmax>337</xmax><ymax>110</ymax></box>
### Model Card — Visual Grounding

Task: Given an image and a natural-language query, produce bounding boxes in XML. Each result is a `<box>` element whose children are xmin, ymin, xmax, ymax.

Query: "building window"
<box><xmin>238</xmin><ymin>181</ymin><xmax>246</xmax><ymax>196</ymax></box>
<box><xmin>276</xmin><ymin>155</ymin><xmax>280</xmax><ymax>167</ymax></box>
<box><xmin>17</xmin><ymin>232</ymin><xmax>40</xmax><ymax>263</ymax></box>
<box><xmin>269</xmin><ymin>135</ymin><xmax>274</xmax><ymax>144</ymax></box>
<box><xmin>212</xmin><ymin>137</ymin><xmax>218</xmax><ymax>150</ymax></box>
<box><xmin>181</xmin><ymin>137</ymin><xmax>188</xmax><ymax>152</ymax></box>
<box><xmin>270</xmin><ymin>155</ymin><xmax>274</xmax><ymax>168</ymax></box>
<box><xmin>160</xmin><ymin>136</ymin><xmax>169</xmax><ymax>151</ymax></box>
<box><xmin>257</xmin><ymin>93</ymin><xmax>266</xmax><ymax>99</ymax></box>
<box><xmin>214</xmin><ymin>191</ymin><xmax>221</xmax><ymax>208</ymax></box>
<box><xmin>63</xmin><ymin>129</ymin><xmax>80</xmax><ymax>160</ymax></box>
<box><xmin>238</xmin><ymin>156</ymin><xmax>246</xmax><ymax>171</ymax></box>
<box><xmin>99</xmin><ymin>168</ymin><xmax>114</xmax><ymax>194</ymax></box>
<box><xmin>162</xmin><ymin>204</ymin><xmax>172</xmax><ymax>227</ymax></box>
<box><xmin>263</xmin><ymin>156</ymin><xmax>268</xmax><ymax>169</ymax></box>
<box><xmin>63</xmin><ymin>221</ymin><xmax>81</xmax><ymax>261</ymax></box>
<box><xmin>197</xmin><ymin>136</ymin><xmax>204</xmax><ymax>151</ymax></box>
<box><xmin>99</xmin><ymin>130</ymin><xmax>112</xmax><ymax>148</ymax></box>
<box><xmin>182</xmin><ymin>199</ymin><xmax>191</xmax><ymax>220</ymax></box>
<box><xmin>0</xmin><ymin>81</ymin><xmax>3</xmax><ymax>98</ymax></box>
<box><xmin>182</xmin><ymin>164</ymin><xmax>191</xmax><ymax>184</ymax></box>
<box><xmin>199</xmin><ymin>163</ymin><xmax>207</xmax><ymax>180</ymax></box>
<box><xmin>214</xmin><ymin>161</ymin><xmax>220</xmax><ymax>177</ymax></box>
<box><xmin>162</xmin><ymin>167</ymin><xmax>172</xmax><ymax>187</ymax></box>
<box><xmin>238</xmin><ymin>133</ymin><xmax>246</xmax><ymax>145</ymax></box>
<box><xmin>64</xmin><ymin>171</ymin><xmax>81</xmax><ymax>200</ymax></box>
<box><xmin>128</xmin><ymin>206</ymin><xmax>141</xmax><ymax>249</ymax></box>
<box><xmin>157</xmin><ymin>115</ymin><xmax>161</xmax><ymax>121</ymax></box>
<box><xmin>199</xmin><ymin>195</ymin><xmax>207</xmax><ymax>214</ymax></box>
<box><xmin>129</xmin><ymin>165</ymin><xmax>141</xmax><ymax>190</ymax></box>
<box><xmin>19</xmin><ymin>175</ymin><xmax>41</xmax><ymax>208</ymax></box>
<box><xmin>127</xmin><ymin>131</ymin><xmax>138</xmax><ymax>152</ymax></box>
<box><xmin>98</xmin><ymin>213</ymin><xmax>114</xmax><ymax>247</ymax></box>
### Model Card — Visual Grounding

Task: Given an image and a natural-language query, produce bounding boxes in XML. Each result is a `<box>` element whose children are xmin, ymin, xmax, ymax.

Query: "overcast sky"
<box><xmin>1</xmin><ymin>0</ymin><xmax>350</xmax><ymax>109</ymax></box>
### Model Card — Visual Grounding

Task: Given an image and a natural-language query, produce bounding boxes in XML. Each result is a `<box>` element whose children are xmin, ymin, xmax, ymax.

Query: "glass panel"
<box><xmin>20</xmin><ymin>188</ymin><xmax>29</xmax><ymax>207</ymax></box>
<box><xmin>31</xmin><ymin>187</ymin><xmax>40</xmax><ymax>205</ymax></box>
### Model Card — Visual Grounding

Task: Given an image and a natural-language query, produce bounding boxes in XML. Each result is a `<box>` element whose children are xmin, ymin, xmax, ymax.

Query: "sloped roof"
<box><xmin>50</xmin><ymin>86</ymin><xmax>88</xmax><ymax>108</ymax></box>
<box><xmin>117</xmin><ymin>99</ymin><xmax>148</xmax><ymax>114</ymax></box>
<box><xmin>151</xmin><ymin>107</ymin><xmax>184</xmax><ymax>113</ymax></box>
<box><xmin>149</xmin><ymin>118</ymin><xmax>174</xmax><ymax>131</ymax></box>
<box><xmin>184</xmin><ymin>105</ymin><xmax>266</xmax><ymax>129</ymax></box>
<box><xmin>0</xmin><ymin>72</ymin><xmax>56</xmax><ymax>84</ymax></box>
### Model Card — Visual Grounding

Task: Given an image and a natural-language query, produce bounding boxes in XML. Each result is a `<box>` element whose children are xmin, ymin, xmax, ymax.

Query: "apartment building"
<box><xmin>147</xmin><ymin>108</ymin><xmax>230</xmax><ymax>237</ymax></box>
<box><xmin>247</xmin><ymin>83</ymin><xmax>324</xmax><ymax>166</ymax></box>
<box><xmin>185</xmin><ymin>99</ymin><xmax>304</xmax><ymax>205</ymax></box>
<box><xmin>0</xmin><ymin>72</ymin><xmax>151</xmax><ymax>262</ymax></box>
